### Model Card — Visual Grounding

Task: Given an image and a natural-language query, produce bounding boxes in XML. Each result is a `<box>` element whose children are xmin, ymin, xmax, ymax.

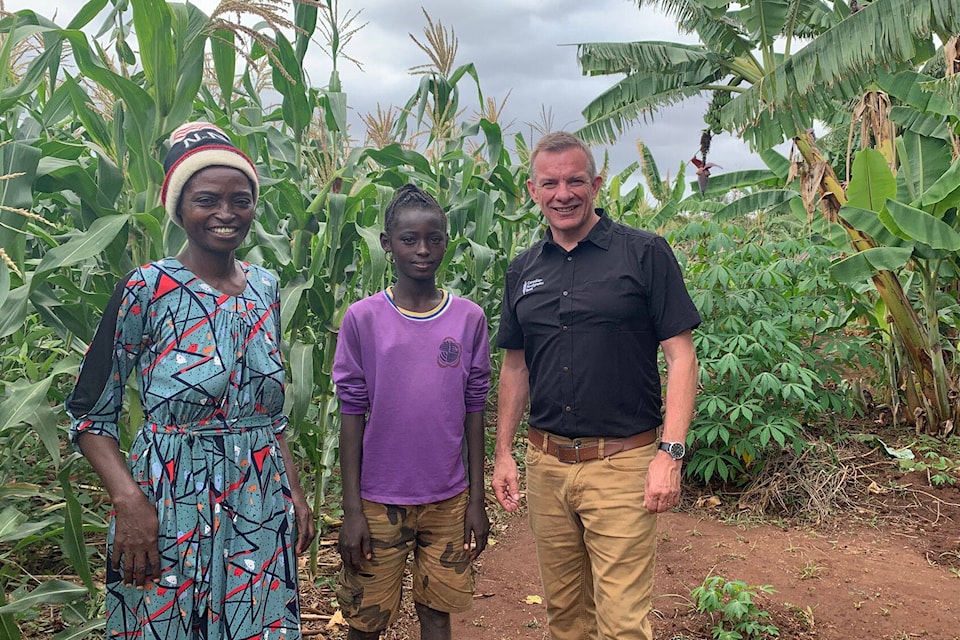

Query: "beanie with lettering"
<box><xmin>160</xmin><ymin>122</ymin><xmax>259</xmax><ymax>223</ymax></box>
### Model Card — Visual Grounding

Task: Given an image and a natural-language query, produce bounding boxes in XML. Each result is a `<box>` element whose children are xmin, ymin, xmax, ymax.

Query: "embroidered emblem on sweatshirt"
<box><xmin>438</xmin><ymin>337</ymin><xmax>462</xmax><ymax>367</ymax></box>
<box><xmin>522</xmin><ymin>278</ymin><xmax>544</xmax><ymax>295</ymax></box>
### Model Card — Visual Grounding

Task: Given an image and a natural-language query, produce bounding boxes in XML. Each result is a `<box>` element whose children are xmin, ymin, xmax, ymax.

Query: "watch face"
<box><xmin>662</xmin><ymin>441</ymin><xmax>685</xmax><ymax>459</ymax></box>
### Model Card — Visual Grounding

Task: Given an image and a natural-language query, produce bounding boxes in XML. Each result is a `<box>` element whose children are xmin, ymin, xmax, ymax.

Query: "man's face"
<box><xmin>527</xmin><ymin>148</ymin><xmax>603</xmax><ymax>246</ymax></box>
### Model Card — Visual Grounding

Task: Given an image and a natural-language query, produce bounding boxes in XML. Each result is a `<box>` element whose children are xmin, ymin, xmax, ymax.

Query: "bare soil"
<box><xmin>301</xmin><ymin>437</ymin><xmax>960</xmax><ymax>640</ymax></box>
<box><xmin>17</xmin><ymin>430</ymin><xmax>960</xmax><ymax>640</ymax></box>
<box><xmin>429</xmin><ymin>501</ymin><xmax>960</xmax><ymax>640</ymax></box>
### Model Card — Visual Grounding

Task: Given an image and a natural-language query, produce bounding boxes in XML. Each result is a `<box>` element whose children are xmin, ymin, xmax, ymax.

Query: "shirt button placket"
<box><xmin>561</xmin><ymin>251</ymin><xmax>574</xmax><ymax>429</ymax></box>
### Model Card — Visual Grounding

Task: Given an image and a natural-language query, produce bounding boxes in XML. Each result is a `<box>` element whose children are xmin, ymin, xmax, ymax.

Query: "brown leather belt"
<box><xmin>527</xmin><ymin>426</ymin><xmax>657</xmax><ymax>464</ymax></box>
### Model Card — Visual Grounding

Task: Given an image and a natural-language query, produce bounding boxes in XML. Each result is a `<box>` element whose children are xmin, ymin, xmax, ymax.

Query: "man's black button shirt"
<box><xmin>497</xmin><ymin>211</ymin><xmax>701</xmax><ymax>439</ymax></box>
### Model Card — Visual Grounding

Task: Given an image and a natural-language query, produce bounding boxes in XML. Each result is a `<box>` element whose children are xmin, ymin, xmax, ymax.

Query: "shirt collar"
<box><xmin>539</xmin><ymin>209</ymin><xmax>612</xmax><ymax>257</ymax></box>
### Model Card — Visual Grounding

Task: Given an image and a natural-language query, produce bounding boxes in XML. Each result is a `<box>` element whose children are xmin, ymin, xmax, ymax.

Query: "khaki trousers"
<box><xmin>525</xmin><ymin>438</ymin><xmax>658</xmax><ymax>640</ymax></box>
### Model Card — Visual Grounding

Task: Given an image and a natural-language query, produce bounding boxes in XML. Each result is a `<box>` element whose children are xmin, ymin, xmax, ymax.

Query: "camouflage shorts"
<box><xmin>336</xmin><ymin>490</ymin><xmax>475</xmax><ymax>632</ymax></box>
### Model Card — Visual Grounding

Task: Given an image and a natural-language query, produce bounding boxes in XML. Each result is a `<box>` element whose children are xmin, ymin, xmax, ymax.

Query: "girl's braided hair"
<box><xmin>383</xmin><ymin>184</ymin><xmax>446</xmax><ymax>235</ymax></box>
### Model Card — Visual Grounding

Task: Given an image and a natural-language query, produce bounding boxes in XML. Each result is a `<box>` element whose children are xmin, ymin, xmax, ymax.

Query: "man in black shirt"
<box><xmin>493</xmin><ymin>131</ymin><xmax>700</xmax><ymax>640</ymax></box>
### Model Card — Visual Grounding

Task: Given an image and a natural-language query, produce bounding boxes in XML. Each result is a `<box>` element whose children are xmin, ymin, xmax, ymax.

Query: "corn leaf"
<box><xmin>211</xmin><ymin>29</ymin><xmax>236</xmax><ymax>110</ymax></box>
<box><xmin>0</xmin><ymin>580</ymin><xmax>87</xmax><ymax>614</ymax></box>
<box><xmin>467</xmin><ymin>239</ymin><xmax>496</xmax><ymax>287</ymax></box>
<box><xmin>285</xmin><ymin>341</ymin><xmax>314</xmax><ymax>434</ymax></box>
<box><xmin>0</xmin><ymin>282</ymin><xmax>28</xmax><ymax>340</ymax></box>
<box><xmin>58</xmin><ymin>466</ymin><xmax>96</xmax><ymax>595</ymax></box>
<box><xmin>50</xmin><ymin>619</ymin><xmax>106</xmax><ymax>640</ymax></box>
<box><xmin>66</xmin><ymin>0</ymin><xmax>109</xmax><ymax>30</ymax></box>
<box><xmin>293</xmin><ymin>1</ymin><xmax>318</xmax><ymax>63</ymax></box>
<box><xmin>130</xmin><ymin>0</ymin><xmax>175</xmax><ymax>116</ymax></box>
<box><xmin>271</xmin><ymin>32</ymin><xmax>310</xmax><ymax>140</ymax></box>
<box><xmin>0</xmin><ymin>506</ymin><xmax>28</xmax><ymax>543</ymax></box>
<box><xmin>35</xmin><ymin>214</ymin><xmax>130</xmax><ymax>279</ymax></box>
<box><xmin>356</xmin><ymin>223</ymin><xmax>388</xmax><ymax>289</ymax></box>
<box><xmin>166</xmin><ymin>3</ymin><xmax>208</xmax><ymax>128</ymax></box>
<box><xmin>0</xmin><ymin>140</ymin><xmax>42</xmax><ymax>267</ymax></box>
<box><xmin>363</xmin><ymin>144</ymin><xmax>435</xmax><ymax>179</ymax></box>
<box><xmin>59</xmin><ymin>29</ymin><xmax>159</xmax><ymax>191</ymax></box>
<box><xmin>280</xmin><ymin>276</ymin><xmax>315</xmax><ymax>335</ymax></box>
<box><xmin>0</xmin><ymin>614</ymin><xmax>18</xmax><ymax>640</ymax></box>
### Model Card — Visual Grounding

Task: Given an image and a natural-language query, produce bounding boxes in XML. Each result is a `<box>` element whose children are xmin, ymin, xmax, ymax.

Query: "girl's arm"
<box><xmin>463</xmin><ymin>409</ymin><xmax>489</xmax><ymax>560</ymax></box>
<box><xmin>337</xmin><ymin>413</ymin><xmax>371</xmax><ymax>570</ymax></box>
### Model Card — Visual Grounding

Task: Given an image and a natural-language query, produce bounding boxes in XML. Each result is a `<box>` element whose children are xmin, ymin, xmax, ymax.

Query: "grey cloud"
<box><xmin>15</xmin><ymin>0</ymin><xmax>764</xmax><ymax>197</ymax></box>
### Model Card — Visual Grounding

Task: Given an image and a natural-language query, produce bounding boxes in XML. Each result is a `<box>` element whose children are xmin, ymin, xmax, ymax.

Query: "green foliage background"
<box><xmin>5</xmin><ymin>1</ymin><xmax>960</xmax><ymax>638</ymax></box>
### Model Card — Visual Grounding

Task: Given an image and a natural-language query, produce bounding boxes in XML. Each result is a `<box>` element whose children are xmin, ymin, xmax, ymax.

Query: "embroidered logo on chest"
<box><xmin>438</xmin><ymin>337</ymin><xmax>462</xmax><ymax>368</ymax></box>
<box><xmin>522</xmin><ymin>278</ymin><xmax>545</xmax><ymax>295</ymax></box>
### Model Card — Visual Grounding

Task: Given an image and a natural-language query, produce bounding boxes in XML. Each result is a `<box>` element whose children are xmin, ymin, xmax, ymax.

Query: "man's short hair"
<box><xmin>529</xmin><ymin>131</ymin><xmax>598</xmax><ymax>183</ymax></box>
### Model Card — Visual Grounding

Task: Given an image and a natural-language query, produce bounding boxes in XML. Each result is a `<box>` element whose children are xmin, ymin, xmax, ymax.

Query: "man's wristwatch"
<box><xmin>659</xmin><ymin>441</ymin><xmax>686</xmax><ymax>460</ymax></box>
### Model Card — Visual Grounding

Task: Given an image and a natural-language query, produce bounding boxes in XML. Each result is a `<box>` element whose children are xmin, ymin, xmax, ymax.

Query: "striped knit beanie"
<box><xmin>160</xmin><ymin>122</ymin><xmax>259</xmax><ymax>222</ymax></box>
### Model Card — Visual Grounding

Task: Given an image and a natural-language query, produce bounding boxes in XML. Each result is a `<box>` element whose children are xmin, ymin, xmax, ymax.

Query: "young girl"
<box><xmin>333</xmin><ymin>184</ymin><xmax>491</xmax><ymax>640</ymax></box>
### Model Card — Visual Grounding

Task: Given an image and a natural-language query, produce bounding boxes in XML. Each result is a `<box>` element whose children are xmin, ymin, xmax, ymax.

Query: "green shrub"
<box><xmin>898</xmin><ymin>435</ymin><xmax>960</xmax><ymax>486</ymax></box>
<box><xmin>675</xmin><ymin>219</ymin><xmax>876</xmax><ymax>485</ymax></box>
<box><xmin>691</xmin><ymin>575</ymin><xmax>779</xmax><ymax>640</ymax></box>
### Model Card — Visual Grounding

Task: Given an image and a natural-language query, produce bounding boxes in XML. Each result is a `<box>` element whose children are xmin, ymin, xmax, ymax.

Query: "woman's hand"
<box><xmin>76</xmin><ymin>432</ymin><xmax>161</xmax><ymax>588</ymax></box>
<box><xmin>292</xmin><ymin>493</ymin><xmax>316</xmax><ymax>555</ymax></box>
<box><xmin>112</xmin><ymin>491</ymin><xmax>162</xmax><ymax>588</ymax></box>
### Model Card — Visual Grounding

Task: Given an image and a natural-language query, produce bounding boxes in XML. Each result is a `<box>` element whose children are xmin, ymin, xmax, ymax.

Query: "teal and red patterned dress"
<box><xmin>67</xmin><ymin>258</ymin><xmax>302</xmax><ymax>639</ymax></box>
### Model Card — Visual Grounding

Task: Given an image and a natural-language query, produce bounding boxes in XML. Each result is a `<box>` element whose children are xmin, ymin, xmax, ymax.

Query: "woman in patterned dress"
<box><xmin>67</xmin><ymin>122</ymin><xmax>316</xmax><ymax>639</ymax></box>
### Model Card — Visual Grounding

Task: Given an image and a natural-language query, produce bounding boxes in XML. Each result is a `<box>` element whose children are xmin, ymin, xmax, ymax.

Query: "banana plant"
<box><xmin>831</xmin><ymin>124</ymin><xmax>960</xmax><ymax>435</ymax></box>
<box><xmin>575</xmin><ymin>0</ymin><xmax>960</xmax><ymax>434</ymax></box>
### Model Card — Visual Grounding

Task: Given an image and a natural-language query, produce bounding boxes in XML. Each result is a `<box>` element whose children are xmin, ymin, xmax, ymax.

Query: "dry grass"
<box><xmin>734</xmin><ymin>440</ymin><xmax>864</xmax><ymax>523</ymax></box>
<box><xmin>717</xmin><ymin>428</ymin><xmax>960</xmax><ymax>535</ymax></box>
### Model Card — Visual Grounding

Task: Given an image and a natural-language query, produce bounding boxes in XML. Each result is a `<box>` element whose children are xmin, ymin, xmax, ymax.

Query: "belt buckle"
<box><xmin>558</xmin><ymin>439</ymin><xmax>582</xmax><ymax>464</ymax></box>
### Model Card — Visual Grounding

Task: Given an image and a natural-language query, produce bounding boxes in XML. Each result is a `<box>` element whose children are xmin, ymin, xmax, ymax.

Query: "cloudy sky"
<box><xmin>7</xmin><ymin>0</ymin><xmax>768</xmax><ymax>196</ymax></box>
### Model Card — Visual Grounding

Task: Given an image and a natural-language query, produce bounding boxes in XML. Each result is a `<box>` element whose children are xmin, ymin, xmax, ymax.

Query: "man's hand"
<box><xmin>492</xmin><ymin>455</ymin><xmax>522</xmax><ymax>512</ymax></box>
<box><xmin>644</xmin><ymin>451</ymin><xmax>682</xmax><ymax>513</ymax></box>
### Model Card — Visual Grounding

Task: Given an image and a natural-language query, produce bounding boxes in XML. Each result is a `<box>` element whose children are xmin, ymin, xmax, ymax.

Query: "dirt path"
<box><xmin>387</xmin><ymin>507</ymin><xmax>960</xmax><ymax>640</ymax></box>
<box><xmin>307</xmin><ymin>461</ymin><xmax>960</xmax><ymax>640</ymax></box>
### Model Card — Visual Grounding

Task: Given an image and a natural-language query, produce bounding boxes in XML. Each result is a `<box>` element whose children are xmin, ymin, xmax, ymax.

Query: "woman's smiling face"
<box><xmin>177</xmin><ymin>165</ymin><xmax>256</xmax><ymax>257</ymax></box>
